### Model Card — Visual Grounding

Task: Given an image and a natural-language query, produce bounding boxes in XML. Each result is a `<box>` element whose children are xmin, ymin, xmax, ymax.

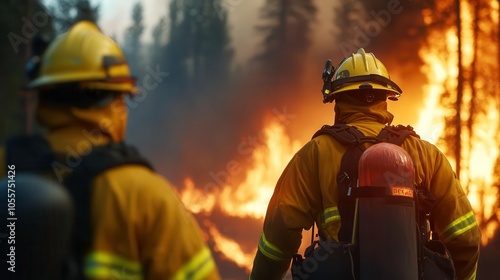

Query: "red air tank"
<box><xmin>356</xmin><ymin>142</ymin><xmax>418</xmax><ymax>280</ymax></box>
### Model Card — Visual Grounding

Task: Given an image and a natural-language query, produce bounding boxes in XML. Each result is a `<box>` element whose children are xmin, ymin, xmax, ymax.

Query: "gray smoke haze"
<box><xmin>123</xmin><ymin>0</ymin><xmax>429</xmax><ymax>190</ymax></box>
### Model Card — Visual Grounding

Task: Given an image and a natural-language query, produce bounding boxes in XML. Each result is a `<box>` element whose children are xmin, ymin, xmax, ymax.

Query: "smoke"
<box><xmin>119</xmin><ymin>0</ymin><xmax>500</xmax><ymax>277</ymax></box>
<box><xmin>124</xmin><ymin>0</ymin><xmax>320</xmax><ymax>189</ymax></box>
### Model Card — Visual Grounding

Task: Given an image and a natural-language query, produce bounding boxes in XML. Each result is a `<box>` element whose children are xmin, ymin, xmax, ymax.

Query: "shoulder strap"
<box><xmin>63</xmin><ymin>142</ymin><xmax>153</xmax><ymax>269</ymax></box>
<box><xmin>313</xmin><ymin>124</ymin><xmax>375</xmax><ymax>242</ymax></box>
<box><xmin>6</xmin><ymin>134</ymin><xmax>54</xmax><ymax>173</ymax></box>
<box><xmin>312</xmin><ymin>124</ymin><xmax>366</xmax><ymax>145</ymax></box>
<box><xmin>377</xmin><ymin>124</ymin><xmax>420</xmax><ymax>145</ymax></box>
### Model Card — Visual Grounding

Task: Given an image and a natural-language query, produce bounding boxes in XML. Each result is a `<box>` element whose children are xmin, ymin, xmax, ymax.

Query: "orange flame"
<box><xmin>205</xmin><ymin>221</ymin><xmax>255</xmax><ymax>272</ymax></box>
<box><xmin>218</xmin><ymin>120</ymin><xmax>301</xmax><ymax>219</ymax></box>
<box><xmin>180</xmin><ymin>119</ymin><xmax>301</xmax><ymax>270</ymax></box>
<box><xmin>417</xmin><ymin>0</ymin><xmax>500</xmax><ymax>245</ymax></box>
<box><xmin>180</xmin><ymin>178</ymin><xmax>216</xmax><ymax>215</ymax></box>
<box><xmin>415</xmin><ymin>28</ymin><xmax>458</xmax><ymax>144</ymax></box>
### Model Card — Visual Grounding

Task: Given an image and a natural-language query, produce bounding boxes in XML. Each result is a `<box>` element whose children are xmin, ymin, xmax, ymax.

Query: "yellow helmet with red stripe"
<box><xmin>28</xmin><ymin>21</ymin><xmax>137</xmax><ymax>93</ymax></box>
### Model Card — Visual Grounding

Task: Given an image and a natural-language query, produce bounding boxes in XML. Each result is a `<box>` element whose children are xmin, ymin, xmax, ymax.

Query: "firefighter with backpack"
<box><xmin>250</xmin><ymin>48</ymin><xmax>481</xmax><ymax>280</ymax></box>
<box><xmin>1</xmin><ymin>21</ymin><xmax>220</xmax><ymax>280</ymax></box>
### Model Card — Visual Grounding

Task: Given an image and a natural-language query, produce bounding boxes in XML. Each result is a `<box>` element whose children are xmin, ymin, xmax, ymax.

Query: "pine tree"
<box><xmin>162</xmin><ymin>0</ymin><xmax>190</xmax><ymax>91</ymax></box>
<box><xmin>333</xmin><ymin>1</ymin><xmax>367</xmax><ymax>56</ymax></box>
<box><xmin>143</xmin><ymin>0</ymin><xmax>235</xmax><ymax>185</ymax></box>
<box><xmin>333</xmin><ymin>0</ymin><xmax>430</xmax><ymax>68</ymax></box>
<box><xmin>187</xmin><ymin>0</ymin><xmax>233</xmax><ymax>86</ymax></box>
<box><xmin>124</xmin><ymin>2</ymin><xmax>144</xmax><ymax>73</ymax></box>
<box><xmin>253</xmin><ymin>0</ymin><xmax>317</xmax><ymax>82</ymax></box>
<box><xmin>149</xmin><ymin>16</ymin><xmax>166</xmax><ymax>71</ymax></box>
<box><xmin>162</xmin><ymin>0</ymin><xmax>233</xmax><ymax>92</ymax></box>
<box><xmin>49</xmin><ymin>0</ymin><xmax>99</xmax><ymax>33</ymax></box>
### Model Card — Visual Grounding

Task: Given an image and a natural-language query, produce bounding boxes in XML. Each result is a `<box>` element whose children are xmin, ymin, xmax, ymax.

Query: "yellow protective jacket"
<box><xmin>6</xmin><ymin>97</ymin><xmax>221</xmax><ymax>280</ymax></box>
<box><xmin>250</xmin><ymin>100</ymin><xmax>481</xmax><ymax>280</ymax></box>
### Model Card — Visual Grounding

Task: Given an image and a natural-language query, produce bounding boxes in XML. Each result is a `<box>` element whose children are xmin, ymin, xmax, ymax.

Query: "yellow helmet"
<box><xmin>322</xmin><ymin>48</ymin><xmax>402</xmax><ymax>103</ymax></box>
<box><xmin>28</xmin><ymin>21</ymin><xmax>137</xmax><ymax>93</ymax></box>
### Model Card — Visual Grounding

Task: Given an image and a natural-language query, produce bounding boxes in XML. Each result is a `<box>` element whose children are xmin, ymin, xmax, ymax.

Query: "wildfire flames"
<box><xmin>416</xmin><ymin>0</ymin><xmax>500</xmax><ymax>245</ymax></box>
<box><xmin>205</xmin><ymin>220</ymin><xmax>255</xmax><ymax>271</ymax></box>
<box><xmin>179</xmin><ymin>0</ymin><xmax>500</xmax><ymax>273</ymax></box>
<box><xmin>180</xmin><ymin>119</ymin><xmax>301</xmax><ymax>271</ymax></box>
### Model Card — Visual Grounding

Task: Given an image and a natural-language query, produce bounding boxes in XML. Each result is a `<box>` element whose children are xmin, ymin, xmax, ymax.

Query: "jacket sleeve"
<box><xmin>250</xmin><ymin>142</ymin><xmax>321</xmax><ymax>279</ymax></box>
<box><xmin>86</xmin><ymin>166</ymin><xmax>220</xmax><ymax>280</ymax></box>
<box><xmin>139</xmin><ymin>175</ymin><xmax>220</xmax><ymax>280</ymax></box>
<box><xmin>424</xmin><ymin>145</ymin><xmax>481</xmax><ymax>280</ymax></box>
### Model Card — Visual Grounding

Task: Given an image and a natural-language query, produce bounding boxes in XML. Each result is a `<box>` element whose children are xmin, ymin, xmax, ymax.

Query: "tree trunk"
<box><xmin>455</xmin><ymin>0</ymin><xmax>463</xmax><ymax>179</ymax></box>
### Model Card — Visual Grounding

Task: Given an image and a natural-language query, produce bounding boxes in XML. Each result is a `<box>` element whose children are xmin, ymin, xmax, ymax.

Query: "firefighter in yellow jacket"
<box><xmin>250</xmin><ymin>49</ymin><xmax>481</xmax><ymax>279</ymax></box>
<box><xmin>20</xmin><ymin>21</ymin><xmax>220</xmax><ymax>280</ymax></box>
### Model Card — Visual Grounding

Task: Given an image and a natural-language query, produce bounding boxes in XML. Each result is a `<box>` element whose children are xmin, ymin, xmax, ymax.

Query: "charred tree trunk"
<box><xmin>496</xmin><ymin>0</ymin><xmax>500</xmax><ymax>218</ymax></box>
<box><xmin>467</xmin><ymin>0</ymin><xmax>480</xmax><ymax>191</ymax></box>
<box><xmin>455</xmin><ymin>0</ymin><xmax>463</xmax><ymax>179</ymax></box>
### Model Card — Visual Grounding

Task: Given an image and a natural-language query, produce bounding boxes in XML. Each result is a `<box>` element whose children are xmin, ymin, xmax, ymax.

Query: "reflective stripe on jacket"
<box><xmin>83</xmin><ymin>159</ymin><xmax>219</xmax><ymax>280</ymax></box>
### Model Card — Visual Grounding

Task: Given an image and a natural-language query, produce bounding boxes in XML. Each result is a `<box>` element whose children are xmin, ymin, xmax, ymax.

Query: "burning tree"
<box><xmin>415</xmin><ymin>0</ymin><xmax>500</xmax><ymax>245</ymax></box>
<box><xmin>333</xmin><ymin>0</ymin><xmax>500</xmax><ymax>246</ymax></box>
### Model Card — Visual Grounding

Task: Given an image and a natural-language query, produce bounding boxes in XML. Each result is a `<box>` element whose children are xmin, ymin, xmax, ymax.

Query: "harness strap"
<box><xmin>63</xmin><ymin>142</ymin><xmax>153</xmax><ymax>265</ymax></box>
<box><xmin>6</xmin><ymin>134</ymin><xmax>54</xmax><ymax>173</ymax></box>
<box><xmin>377</xmin><ymin>124</ymin><xmax>420</xmax><ymax>146</ymax></box>
<box><xmin>313</xmin><ymin>125</ymin><xmax>373</xmax><ymax>242</ymax></box>
<box><xmin>312</xmin><ymin>124</ymin><xmax>366</xmax><ymax>146</ymax></box>
<box><xmin>6</xmin><ymin>135</ymin><xmax>153</xmax><ymax>280</ymax></box>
